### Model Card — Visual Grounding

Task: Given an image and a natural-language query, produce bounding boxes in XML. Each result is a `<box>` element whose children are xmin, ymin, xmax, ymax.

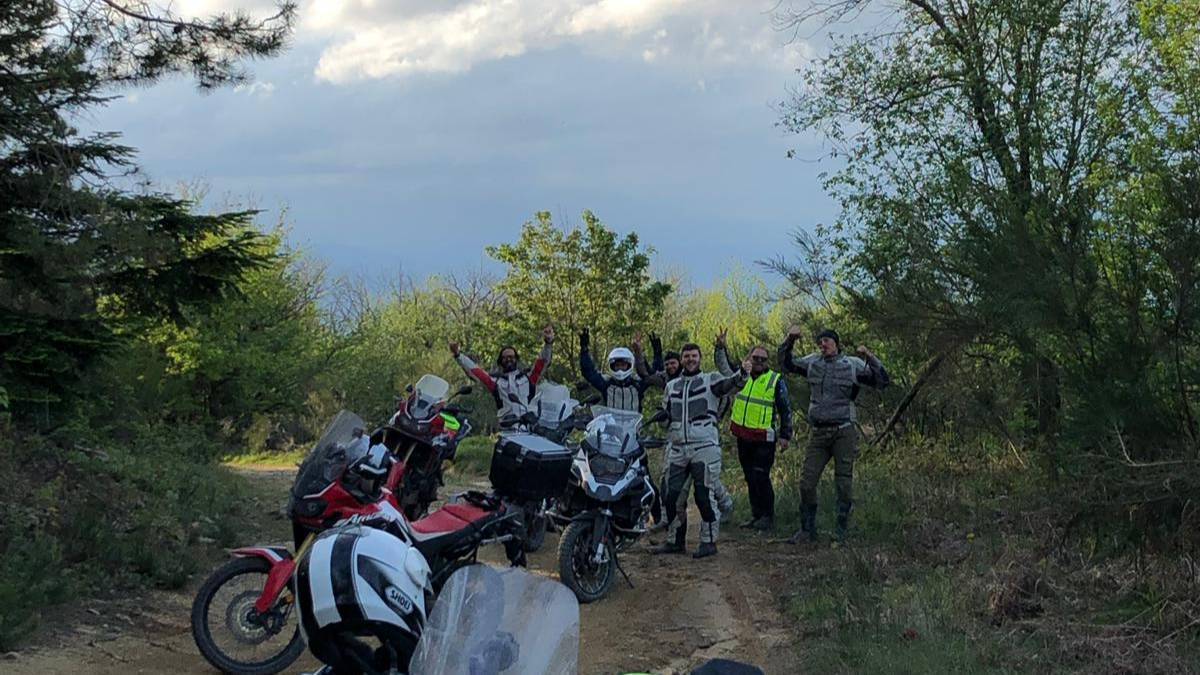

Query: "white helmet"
<box><xmin>607</xmin><ymin>347</ymin><xmax>635</xmax><ymax>381</ymax></box>
<box><xmin>297</xmin><ymin>525</ymin><xmax>432</xmax><ymax>667</ymax></box>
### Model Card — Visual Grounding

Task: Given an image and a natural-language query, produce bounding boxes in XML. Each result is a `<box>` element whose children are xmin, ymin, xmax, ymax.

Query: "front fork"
<box><xmin>590</xmin><ymin>510</ymin><xmax>612</xmax><ymax>565</ymax></box>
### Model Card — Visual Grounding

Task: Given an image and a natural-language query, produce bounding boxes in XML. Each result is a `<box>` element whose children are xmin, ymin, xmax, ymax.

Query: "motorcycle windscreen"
<box><xmin>291</xmin><ymin>410</ymin><xmax>368</xmax><ymax>498</ymax></box>
<box><xmin>534</xmin><ymin>381</ymin><xmax>577</xmax><ymax>426</ymax></box>
<box><xmin>410</xmin><ymin>565</ymin><xmax>579</xmax><ymax>675</ymax></box>
<box><xmin>586</xmin><ymin>406</ymin><xmax>643</xmax><ymax>457</ymax></box>
<box><xmin>411</xmin><ymin>374</ymin><xmax>451</xmax><ymax>420</ymax></box>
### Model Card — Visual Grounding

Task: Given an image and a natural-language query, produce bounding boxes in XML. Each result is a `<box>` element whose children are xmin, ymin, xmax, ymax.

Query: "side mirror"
<box><xmin>574</xmin><ymin>380</ymin><xmax>593</xmax><ymax>392</ymax></box>
<box><xmin>453</xmin><ymin>385</ymin><xmax>473</xmax><ymax>398</ymax></box>
<box><xmin>405</xmin><ymin>383</ymin><xmax>414</xmax><ymax>394</ymax></box>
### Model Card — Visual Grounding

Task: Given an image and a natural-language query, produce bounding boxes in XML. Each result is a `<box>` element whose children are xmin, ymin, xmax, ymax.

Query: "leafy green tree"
<box><xmin>775</xmin><ymin>0</ymin><xmax>1200</xmax><ymax>532</ymax></box>
<box><xmin>777</xmin><ymin>0</ymin><xmax>1138</xmax><ymax>457</ymax></box>
<box><xmin>0</xmin><ymin>0</ymin><xmax>295</xmax><ymax>419</ymax></box>
<box><xmin>485</xmin><ymin>211</ymin><xmax>672</xmax><ymax>381</ymax></box>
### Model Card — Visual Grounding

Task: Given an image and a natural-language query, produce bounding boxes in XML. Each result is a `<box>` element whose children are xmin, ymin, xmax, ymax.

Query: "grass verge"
<box><xmin>718</xmin><ymin>432</ymin><xmax>1199</xmax><ymax>673</ymax></box>
<box><xmin>0</xmin><ymin>422</ymin><xmax>255</xmax><ymax>650</ymax></box>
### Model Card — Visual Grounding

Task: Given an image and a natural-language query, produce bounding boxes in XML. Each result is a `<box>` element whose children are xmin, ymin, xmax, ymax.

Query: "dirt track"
<box><xmin>4</xmin><ymin>467</ymin><xmax>801</xmax><ymax>674</ymax></box>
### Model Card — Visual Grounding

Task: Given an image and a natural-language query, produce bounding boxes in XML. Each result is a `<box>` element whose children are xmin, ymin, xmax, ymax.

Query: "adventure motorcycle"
<box><xmin>382</xmin><ymin>374</ymin><xmax>473</xmax><ymax>521</ymax></box>
<box><xmin>492</xmin><ymin>382</ymin><xmax>583</xmax><ymax>553</ymax></box>
<box><xmin>552</xmin><ymin>406</ymin><xmax>664</xmax><ymax>603</ymax></box>
<box><xmin>191</xmin><ymin>423</ymin><xmax>525</xmax><ymax>675</ymax></box>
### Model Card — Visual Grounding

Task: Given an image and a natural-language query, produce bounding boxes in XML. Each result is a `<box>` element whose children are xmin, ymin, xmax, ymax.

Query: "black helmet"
<box><xmin>344</xmin><ymin>446</ymin><xmax>391</xmax><ymax>502</ymax></box>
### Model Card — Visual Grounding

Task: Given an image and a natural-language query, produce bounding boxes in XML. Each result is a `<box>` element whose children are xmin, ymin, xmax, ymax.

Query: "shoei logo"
<box><xmin>385</xmin><ymin>585</ymin><xmax>413</xmax><ymax>614</ymax></box>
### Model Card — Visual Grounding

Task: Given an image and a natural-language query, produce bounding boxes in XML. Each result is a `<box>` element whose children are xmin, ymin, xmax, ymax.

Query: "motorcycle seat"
<box><xmin>407</xmin><ymin>501</ymin><xmax>505</xmax><ymax>558</ymax></box>
<box><xmin>410</xmin><ymin>502</ymin><xmax>496</xmax><ymax>534</ymax></box>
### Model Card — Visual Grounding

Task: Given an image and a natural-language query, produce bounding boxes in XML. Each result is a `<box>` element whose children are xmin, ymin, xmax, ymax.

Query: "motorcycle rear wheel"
<box><xmin>557</xmin><ymin>520</ymin><xmax>616</xmax><ymax>603</ymax></box>
<box><xmin>191</xmin><ymin>556</ymin><xmax>306</xmax><ymax>675</ymax></box>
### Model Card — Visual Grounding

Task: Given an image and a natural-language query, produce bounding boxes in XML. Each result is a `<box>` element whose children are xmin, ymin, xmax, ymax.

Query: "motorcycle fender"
<box><xmin>231</xmin><ymin>547</ymin><xmax>295</xmax><ymax>614</ymax></box>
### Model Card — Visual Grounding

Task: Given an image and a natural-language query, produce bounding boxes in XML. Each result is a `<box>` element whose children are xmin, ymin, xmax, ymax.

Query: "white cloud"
<box><xmin>160</xmin><ymin>0</ymin><xmax>814</xmax><ymax>84</ymax></box>
<box><xmin>303</xmin><ymin>0</ymin><xmax>808</xmax><ymax>84</ymax></box>
<box><xmin>234</xmin><ymin>81</ymin><xmax>276</xmax><ymax>97</ymax></box>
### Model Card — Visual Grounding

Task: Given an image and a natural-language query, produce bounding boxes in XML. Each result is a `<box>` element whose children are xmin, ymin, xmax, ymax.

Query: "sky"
<box><xmin>89</xmin><ymin>0</ymin><xmax>843</xmax><ymax>286</ymax></box>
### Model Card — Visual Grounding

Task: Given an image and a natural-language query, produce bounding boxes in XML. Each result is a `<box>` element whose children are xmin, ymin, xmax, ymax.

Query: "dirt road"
<box><xmin>4</xmin><ymin>467</ymin><xmax>801</xmax><ymax>674</ymax></box>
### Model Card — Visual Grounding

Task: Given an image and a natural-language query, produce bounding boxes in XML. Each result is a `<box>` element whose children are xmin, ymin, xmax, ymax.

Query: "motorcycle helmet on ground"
<box><xmin>607</xmin><ymin>347</ymin><xmax>635</xmax><ymax>381</ymax></box>
<box><xmin>297</xmin><ymin>524</ymin><xmax>433</xmax><ymax>674</ymax></box>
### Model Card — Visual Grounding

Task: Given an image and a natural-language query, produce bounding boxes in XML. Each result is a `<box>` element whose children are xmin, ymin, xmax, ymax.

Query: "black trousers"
<box><xmin>736</xmin><ymin>438</ymin><xmax>776</xmax><ymax>520</ymax></box>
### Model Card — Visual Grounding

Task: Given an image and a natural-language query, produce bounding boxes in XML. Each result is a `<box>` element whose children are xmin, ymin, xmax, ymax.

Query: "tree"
<box><xmin>485</xmin><ymin>211</ymin><xmax>672</xmax><ymax>380</ymax></box>
<box><xmin>0</xmin><ymin>0</ymin><xmax>295</xmax><ymax>417</ymax></box>
<box><xmin>777</xmin><ymin>0</ymin><xmax>1138</xmax><ymax>458</ymax></box>
<box><xmin>775</xmin><ymin>0</ymin><xmax>1200</xmax><ymax>529</ymax></box>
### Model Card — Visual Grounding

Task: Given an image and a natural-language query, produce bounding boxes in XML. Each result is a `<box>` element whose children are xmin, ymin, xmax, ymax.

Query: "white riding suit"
<box><xmin>662</xmin><ymin>368</ymin><xmax>746</xmax><ymax>546</ymax></box>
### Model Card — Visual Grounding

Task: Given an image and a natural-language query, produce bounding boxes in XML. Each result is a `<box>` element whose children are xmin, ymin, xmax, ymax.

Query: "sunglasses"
<box><xmin>750</xmin><ymin>355</ymin><xmax>769</xmax><ymax>362</ymax></box>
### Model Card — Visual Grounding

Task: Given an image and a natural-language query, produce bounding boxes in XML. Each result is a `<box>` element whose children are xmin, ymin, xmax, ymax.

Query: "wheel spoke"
<box><xmin>204</xmin><ymin>569</ymin><xmax>298</xmax><ymax>666</ymax></box>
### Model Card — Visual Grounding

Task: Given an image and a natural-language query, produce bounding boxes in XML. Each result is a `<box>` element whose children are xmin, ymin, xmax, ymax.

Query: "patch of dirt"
<box><xmin>5</xmin><ymin>466</ymin><xmax>804</xmax><ymax>674</ymax></box>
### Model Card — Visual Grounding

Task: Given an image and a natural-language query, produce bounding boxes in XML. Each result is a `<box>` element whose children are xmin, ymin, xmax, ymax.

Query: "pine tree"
<box><xmin>0</xmin><ymin>0</ymin><xmax>295</xmax><ymax>414</ymax></box>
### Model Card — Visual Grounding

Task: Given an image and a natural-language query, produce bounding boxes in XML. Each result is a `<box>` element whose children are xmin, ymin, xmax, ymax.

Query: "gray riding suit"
<box><xmin>779</xmin><ymin>340</ymin><xmax>889</xmax><ymax>507</ymax></box>
<box><xmin>662</xmin><ymin>369</ymin><xmax>747</xmax><ymax>545</ymax></box>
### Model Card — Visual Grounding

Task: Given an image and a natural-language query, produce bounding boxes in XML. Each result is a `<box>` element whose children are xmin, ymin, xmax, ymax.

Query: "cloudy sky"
<box><xmin>92</xmin><ymin>0</ymin><xmax>841</xmax><ymax>285</ymax></box>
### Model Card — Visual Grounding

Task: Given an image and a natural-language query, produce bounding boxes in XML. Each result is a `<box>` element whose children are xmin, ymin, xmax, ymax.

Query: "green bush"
<box><xmin>0</xmin><ymin>536</ymin><xmax>69</xmax><ymax>650</ymax></box>
<box><xmin>0</xmin><ymin>423</ymin><xmax>251</xmax><ymax>649</ymax></box>
<box><xmin>447</xmin><ymin>435</ymin><xmax>495</xmax><ymax>481</ymax></box>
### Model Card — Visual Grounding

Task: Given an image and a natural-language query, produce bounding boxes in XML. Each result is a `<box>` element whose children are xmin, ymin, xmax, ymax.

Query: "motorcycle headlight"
<box><xmin>292</xmin><ymin>497</ymin><xmax>325</xmax><ymax>518</ymax></box>
<box><xmin>590</xmin><ymin>455</ymin><xmax>627</xmax><ymax>481</ymax></box>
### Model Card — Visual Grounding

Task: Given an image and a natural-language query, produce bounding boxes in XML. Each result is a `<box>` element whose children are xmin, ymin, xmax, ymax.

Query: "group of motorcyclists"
<box><xmin>449</xmin><ymin>322</ymin><xmax>890</xmax><ymax>557</ymax></box>
<box><xmin>213</xmin><ymin>321</ymin><xmax>889</xmax><ymax>675</ymax></box>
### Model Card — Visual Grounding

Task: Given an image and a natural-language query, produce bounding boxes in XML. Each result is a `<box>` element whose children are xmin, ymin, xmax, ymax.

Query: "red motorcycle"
<box><xmin>381</xmin><ymin>374</ymin><xmax>473</xmax><ymax>521</ymax></box>
<box><xmin>190</xmin><ymin>410</ymin><xmax>521</xmax><ymax>675</ymax></box>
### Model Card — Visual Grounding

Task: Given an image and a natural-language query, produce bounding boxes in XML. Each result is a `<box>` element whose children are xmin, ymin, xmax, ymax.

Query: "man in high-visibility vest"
<box><xmin>718</xmin><ymin>338</ymin><xmax>793</xmax><ymax>532</ymax></box>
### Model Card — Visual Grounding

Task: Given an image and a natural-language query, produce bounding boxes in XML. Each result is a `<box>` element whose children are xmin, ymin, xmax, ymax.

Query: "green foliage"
<box><xmin>657</xmin><ymin>266</ymin><xmax>788</xmax><ymax>361</ymax></box>
<box><xmin>0</xmin><ymin>535</ymin><xmax>68</xmax><ymax>651</ymax></box>
<box><xmin>775</xmin><ymin>0</ymin><xmax>1200</xmax><ymax>537</ymax></box>
<box><xmin>0</xmin><ymin>422</ymin><xmax>251</xmax><ymax>649</ymax></box>
<box><xmin>486</xmin><ymin>211</ymin><xmax>672</xmax><ymax>381</ymax></box>
<box><xmin>0</xmin><ymin>0</ymin><xmax>294</xmax><ymax>417</ymax></box>
<box><xmin>446</xmin><ymin>435</ymin><xmax>495</xmax><ymax>480</ymax></box>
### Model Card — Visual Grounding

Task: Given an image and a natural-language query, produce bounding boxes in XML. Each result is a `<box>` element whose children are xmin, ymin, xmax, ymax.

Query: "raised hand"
<box><xmin>632</xmin><ymin>331</ymin><xmax>644</xmax><ymax>353</ymax></box>
<box><xmin>856</xmin><ymin>345</ymin><xmax>874</xmax><ymax>359</ymax></box>
<box><xmin>715</xmin><ymin>326</ymin><xmax>728</xmax><ymax>349</ymax></box>
<box><xmin>786</xmin><ymin>324</ymin><xmax>804</xmax><ymax>341</ymax></box>
<box><xmin>579</xmin><ymin>327</ymin><xmax>590</xmax><ymax>350</ymax></box>
<box><xmin>449</xmin><ymin>340</ymin><xmax>461</xmax><ymax>357</ymax></box>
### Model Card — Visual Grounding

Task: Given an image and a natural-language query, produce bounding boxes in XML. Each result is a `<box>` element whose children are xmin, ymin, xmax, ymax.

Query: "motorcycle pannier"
<box><xmin>490</xmin><ymin>432</ymin><xmax>573</xmax><ymax>501</ymax></box>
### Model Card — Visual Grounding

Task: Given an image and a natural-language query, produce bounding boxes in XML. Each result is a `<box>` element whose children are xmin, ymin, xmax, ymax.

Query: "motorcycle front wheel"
<box><xmin>557</xmin><ymin>520</ymin><xmax>616</xmax><ymax>603</ymax></box>
<box><xmin>191</xmin><ymin>557</ymin><xmax>306</xmax><ymax>675</ymax></box>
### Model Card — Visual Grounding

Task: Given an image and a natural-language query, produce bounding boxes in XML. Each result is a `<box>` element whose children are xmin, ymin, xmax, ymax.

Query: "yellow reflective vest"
<box><xmin>730</xmin><ymin>370</ymin><xmax>780</xmax><ymax>441</ymax></box>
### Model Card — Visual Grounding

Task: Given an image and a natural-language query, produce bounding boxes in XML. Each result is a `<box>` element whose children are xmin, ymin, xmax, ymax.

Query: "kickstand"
<box><xmin>614</xmin><ymin>551</ymin><xmax>635</xmax><ymax>589</ymax></box>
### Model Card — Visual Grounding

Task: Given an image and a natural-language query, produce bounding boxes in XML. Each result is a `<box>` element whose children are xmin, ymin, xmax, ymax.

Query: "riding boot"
<box><xmin>692</xmin><ymin>542</ymin><xmax>717</xmax><ymax>559</ymax></box>
<box><xmin>652</xmin><ymin>523</ymin><xmax>686</xmax><ymax>554</ymax></box>
<box><xmin>788</xmin><ymin>503</ymin><xmax>818</xmax><ymax>544</ymax></box>
<box><xmin>835</xmin><ymin>500</ymin><xmax>853</xmax><ymax>542</ymax></box>
<box><xmin>752</xmin><ymin>516</ymin><xmax>774</xmax><ymax>532</ymax></box>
